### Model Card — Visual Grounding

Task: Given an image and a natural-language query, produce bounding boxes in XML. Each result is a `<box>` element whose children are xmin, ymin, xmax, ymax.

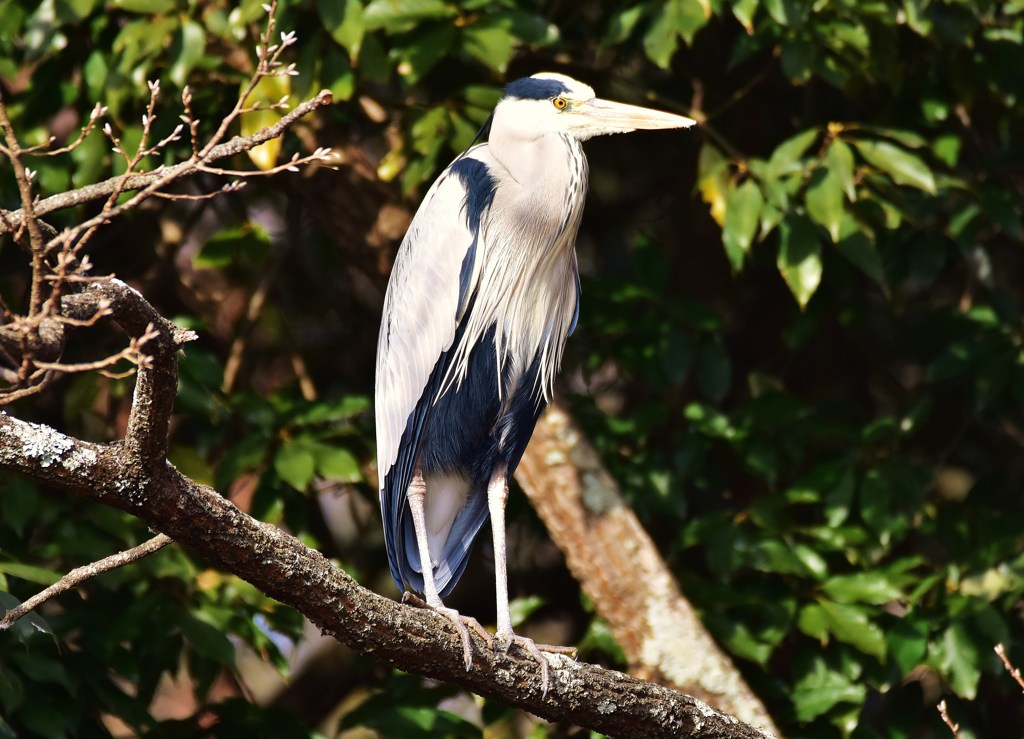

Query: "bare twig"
<box><xmin>0</xmin><ymin>89</ymin><xmax>47</xmax><ymax>314</ymax></box>
<box><xmin>995</xmin><ymin>643</ymin><xmax>1024</xmax><ymax>693</ymax></box>
<box><xmin>0</xmin><ymin>534</ymin><xmax>172</xmax><ymax>631</ymax></box>
<box><xmin>0</xmin><ymin>90</ymin><xmax>331</xmax><ymax>239</ymax></box>
<box><xmin>937</xmin><ymin>700</ymin><xmax>960</xmax><ymax>738</ymax></box>
<box><xmin>0</xmin><ymin>1</ymin><xmax>332</xmax><ymax>405</ymax></box>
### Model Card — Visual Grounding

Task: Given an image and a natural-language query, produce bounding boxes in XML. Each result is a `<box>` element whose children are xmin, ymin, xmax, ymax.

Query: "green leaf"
<box><xmin>764</xmin><ymin>128</ymin><xmax>819</xmax><ymax>180</ymax></box>
<box><xmin>643</xmin><ymin>1</ymin><xmax>680</xmax><ymax>69</ymax></box>
<box><xmin>274</xmin><ymin>442</ymin><xmax>317</xmax><ymax>491</ymax></box>
<box><xmin>673</xmin><ymin>0</ymin><xmax>710</xmax><ymax>45</ymax></box>
<box><xmin>822</xmin><ymin>572</ymin><xmax>903</xmax><ymax>605</ymax></box>
<box><xmin>316</xmin><ymin>446</ymin><xmax>362</xmax><ymax>482</ymax></box>
<box><xmin>111</xmin><ymin>0</ymin><xmax>177</xmax><ymax>12</ymax></box>
<box><xmin>834</xmin><ymin>214</ymin><xmax>886</xmax><ymax>287</ymax></box>
<box><xmin>0</xmin><ymin>561</ymin><xmax>61</xmax><ymax>585</ymax></box>
<box><xmin>805</xmin><ymin>167</ymin><xmax>844</xmax><ymax>242</ymax></box>
<box><xmin>318</xmin><ymin>0</ymin><xmax>364</xmax><ymax>61</ymax></box>
<box><xmin>460</xmin><ymin>18</ymin><xmax>514</xmax><ymax>74</ymax></box>
<box><xmin>818</xmin><ymin>599</ymin><xmax>887</xmax><ymax>659</ymax></box>
<box><xmin>363</xmin><ymin>0</ymin><xmax>456</xmax><ymax>33</ymax></box>
<box><xmin>508</xmin><ymin>595</ymin><xmax>544</xmax><ymax>628</ymax></box>
<box><xmin>181</xmin><ymin>615</ymin><xmax>237</xmax><ymax>667</ymax></box>
<box><xmin>763</xmin><ymin>0</ymin><xmax>810</xmax><ymax>27</ymax></box>
<box><xmin>851</xmin><ymin>138</ymin><xmax>936</xmax><ymax>193</ymax></box>
<box><xmin>603</xmin><ymin>4</ymin><xmax>645</xmax><ymax>47</ymax></box>
<box><xmin>732</xmin><ymin>0</ymin><xmax>759</xmax><ymax>33</ymax></box>
<box><xmin>939</xmin><ymin>621</ymin><xmax>982</xmax><ymax>699</ymax></box>
<box><xmin>722</xmin><ymin>178</ymin><xmax>763</xmax><ymax>270</ymax></box>
<box><xmin>797</xmin><ymin>602</ymin><xmax>829</xmax><ymax>641</ymax></box>
<box><xmin>168</xmin><ymin>19</ymin><xmax>205</xmax><ymax>88</ymax></box>
<box><xmin>889</xmin><ymin>618</ymin><xmax>928</xmax><ymax>675</ymax></box>
<box><xmin>54</xmin><ymin>0</ymin><xmax>97</xmax><ymax>22</ymax></box>
<box><xmin>322</xmin><ymin>45</ymin><xmax>356</xmax><ymax>101</ymax></box>
<box><xmin>826</xmin><ymin>138</ymin><xmax>856</xmax><ymax>201</ymax></box>
<box><xmin>777</xmin><ymin>214</ymin><xmax>822</xmax><ymax>308</ymax></box>
<box><xmin>396</xmin><ymin>23</ymin><xmax>455</xmax><ymax>82</ymax></box>
<box><xmin>0</xmin><ymin>592</ymin><xmax>54</xmax><ymax>641</ymax></box>
<box><xmin>792</xmin><ymin>654</ymin><xmax>866</xmax><ymax>722</ymax></box>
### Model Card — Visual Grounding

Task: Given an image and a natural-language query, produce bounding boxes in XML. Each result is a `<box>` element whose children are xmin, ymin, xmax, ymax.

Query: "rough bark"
<box><xmin>0</xmin><ymin>279</ymin><xmax>774</xmax><ymax>739</ymax></box>
<box><xmin>516</xmin><ymin>405</ymin><xmax>780</xmax><ymax>736</ymax></box>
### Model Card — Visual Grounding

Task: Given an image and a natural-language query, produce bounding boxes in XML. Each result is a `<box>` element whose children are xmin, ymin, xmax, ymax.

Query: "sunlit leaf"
<box><xmin>168</xmin><ymin>19</ymin><xmax>205</xmax><ymax>88</ymax></box>
<box><xmin>111</xmin><ymin>0</ymin><xmax>177</xmax><ymax>12</ymax></box>
<box><xmin>732</xmin><ymin>0</ymin><xmax>759</xmax><ymax>34</ymax></box>
<box><xmin>826</xmin><ymin>138</ymin><xmax>856</xmax><ymax>200</ymax></box>
<box><xmin>939</xmin><ymin>622</ymin><xmax>982</xmax><ymax>699</ymax></box>
<box><xmin>764</xmin><ymin>128</ymin><xmax>819</xmax><ymax>180</ymax></box>
<box><xmin>777</xmin><ymin>214</ymin><xmax>822</xmax><ymax>308</ymax></box>
<box><xmin>851</xmin><ymin>138</ymin><xmax>936</xmax><ymax>193</ymax></box>
<box><xmin>316</xmin><ymin>446</ymin><xmax>362</xmax><ymax>482</ymax></box>
<box><xmin>822</xmin><ymin>572</ymin><xmax>903</xmax><ymax>605</ymax></box>
<box><xmin>722</xmin><ymin>178</ymin><xmax>763</xmax><ymax>270</ymax></box>
<box><xmin>318</xmin><ymin>0</ymin><xmax>364</xmax><ymax>61</ymax></box>
<box><xmin>697</xmin><ymin>143</ymin><xmax>730</xmax><ymax>226</ymax></box>
<box><xmin>363</xmin><ymin>0</ymin><xmax>455</xmax><ymax>33</ymax></box>
<box><xmin>805</xmin><ymin>167</ymin><xmax>844</xmax><ymax>242</ymax></box>
<box><xmin>274</xmin><ymin>441</ymin><xmax>317</xmax><ymax>491</ymax></box>
<box><xmin>241</xmin><ymin>74</ymin><xmax>291</xmax><ymax>171</ymax></box>
<box><xmin>460</xmin><ymin>18</ymin><xmax>515</xmax><ymax>74</ymax></box>
<box><xmin>818</xmin><ymin>599</ymin><xmax>887</xmax><ymax>658</ymax></box>
<box><xmin>643</xmin><ymin>1</ymin><xmax>680</xmax><ymax>69</ymax></box>
<box><xmin>792</xmin><ymin>654</ymin><xmax>866</xmax><ymax>722</ymax></box>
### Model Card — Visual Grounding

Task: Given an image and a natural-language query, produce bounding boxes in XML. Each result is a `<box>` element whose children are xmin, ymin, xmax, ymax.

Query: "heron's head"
<box><xmin>495</xmin><ymin>72</ymin><xmax>695</xmax><ymax>142</ymax></box>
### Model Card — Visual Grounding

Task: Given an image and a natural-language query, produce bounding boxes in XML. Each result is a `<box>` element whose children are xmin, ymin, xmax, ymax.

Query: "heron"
<box><xmin>375</xmin><ymin>72</ymin><xmax>694</xmax><ymax>689</ymax></box>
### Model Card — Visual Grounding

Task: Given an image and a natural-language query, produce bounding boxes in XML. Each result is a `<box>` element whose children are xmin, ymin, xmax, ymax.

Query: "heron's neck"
<box><xmin>489</xmin><ymin>129</ymin><xmax>584</xmax><ymax>193</ymax></box>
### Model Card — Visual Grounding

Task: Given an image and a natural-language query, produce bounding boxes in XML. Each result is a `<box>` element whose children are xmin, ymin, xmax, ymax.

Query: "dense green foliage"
<box><xmin>3</xmin><ymin>0</ymin><xmax>1024</xmax><ymax>736</ymax></box>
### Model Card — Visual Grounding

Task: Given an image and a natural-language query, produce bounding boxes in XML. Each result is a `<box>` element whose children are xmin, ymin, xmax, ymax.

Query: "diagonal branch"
<box><xmin>0</xmin><ymin>278</ymin><xmax>774</xmax><ymax>738</ymax></box>
<box><xmin>0</xmin><ymin>413</ymin><xmax>771</xmax><ymax>739</ymax></box>
<box><xmin>0</xmin><ymin>91</ymin><xmax>333</xmax><ymax>239</ymax></box>
<box><xmin>517</xmin><ymin>405</ymin><xmax>780</xmax><ymax>735</ymax></box>
<box><xmin>0</xmin><ymin>533</ymin><xmax>172</xmax><ymax>631</ymax></box>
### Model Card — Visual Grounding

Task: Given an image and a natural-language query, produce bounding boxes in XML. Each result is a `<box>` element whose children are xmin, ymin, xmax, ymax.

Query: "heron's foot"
<box><xmin>402</xmin><ymin>592</ymin><xmax>493</xmax><ymax>670</ymax></box>
<box><xmin>494</xmin><ymin>628</ymin><xmax>573</xmax><ymax>697</ymax></box>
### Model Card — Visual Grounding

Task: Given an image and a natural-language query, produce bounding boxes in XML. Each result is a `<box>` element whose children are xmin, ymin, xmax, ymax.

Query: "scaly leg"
<box><xmin>406</xmin><ymin>467</ymin><xmax>489</xmax><ymax>670</ymax></box>
<box><xmin>488</xmin><ymin>466</ymin><xmax>578</xmax><ymax>695</ymax></box>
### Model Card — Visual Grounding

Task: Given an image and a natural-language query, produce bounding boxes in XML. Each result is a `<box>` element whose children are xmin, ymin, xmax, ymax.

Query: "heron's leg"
<box><xmin>487</xmin><ymin>466</ymin><xmax>559</xmax><ymax>694</ymax></box>
<box><xmin>406</xmin><ymin>467</ymin><xmax>489</xmax><ymax>670</ymax></box>
<box><xmin>487</xmin><ymin>466</ymin><xmax>515</xmax><ymax>639</ymax></box>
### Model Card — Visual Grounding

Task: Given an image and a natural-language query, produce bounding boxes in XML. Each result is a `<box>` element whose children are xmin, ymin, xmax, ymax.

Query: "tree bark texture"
<box><xmin>516</xmin><ymin>404</ymin><xmax>779</xmax><ymax>735</ymax></box>
<box><xmin>0</xmin><ymin>280</ymin><xmax>774</xmax><ymax>738</ymax></box>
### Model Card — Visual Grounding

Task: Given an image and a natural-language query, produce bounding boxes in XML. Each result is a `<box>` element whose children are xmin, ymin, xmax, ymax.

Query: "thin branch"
<box><xmin>0</xmin><ymin>89</ymin><xmax>47</xmax><ymax>314</ymax></box>
<box><xmin>0</xmin><ymin>90</ymin><xmax>333</xmax><ymax>239</ymax></box>
<box><xmin>995</xmin><ymin>643</ymin><xmax>1024</xmax><ymax>693</ymax></box>
<box><xmin>0</xmin><ymin>534</ymin><xmax>172</xmax><ymax>631</ymax></box>
<box><xmin>937</xmin><ymin>700</ymin><xmax>960</xmax><ymax>738</ymax></box>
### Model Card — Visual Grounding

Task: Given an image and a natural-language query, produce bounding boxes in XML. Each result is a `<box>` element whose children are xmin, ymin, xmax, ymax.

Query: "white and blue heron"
<box><xmin>375</xmin><ymin>72</ymin><xmax>694</xmax><ymax>684</ymax></box>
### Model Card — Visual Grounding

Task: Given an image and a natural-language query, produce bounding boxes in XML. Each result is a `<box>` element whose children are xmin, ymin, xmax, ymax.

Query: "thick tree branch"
<box><xmin>0</xmin><ymin>277</ymin><xmax>773</xmax><ymax>739</ymax></box>
<box><xmin>517</xmin><ymin>405</ymin><xmax>779</xmax><ymax>735</ymax></box>
<box><xmin>0</xmin><ymin>413</ymin><xmax>771</xmax><ymax>739</ymax></box>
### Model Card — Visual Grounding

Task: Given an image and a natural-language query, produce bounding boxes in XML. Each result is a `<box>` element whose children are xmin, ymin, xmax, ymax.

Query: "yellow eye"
<box><xmin>552</xmin><ymin>97</ymin><xmax>568</xmax><ymax>110</ymax></box>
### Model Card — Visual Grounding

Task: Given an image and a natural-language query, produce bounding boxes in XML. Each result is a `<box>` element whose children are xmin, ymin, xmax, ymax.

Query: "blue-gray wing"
<box><xmin>374</xmin><ymin>150</ymin><xmax>488</xmax><ymax>589</ymax></box>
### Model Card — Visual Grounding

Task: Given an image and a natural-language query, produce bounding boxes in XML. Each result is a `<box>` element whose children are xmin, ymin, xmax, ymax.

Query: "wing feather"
<box><xmin>375</xmin><ymin>149</ymin><xmax>493</xmax><ymax>590</ymax></box>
